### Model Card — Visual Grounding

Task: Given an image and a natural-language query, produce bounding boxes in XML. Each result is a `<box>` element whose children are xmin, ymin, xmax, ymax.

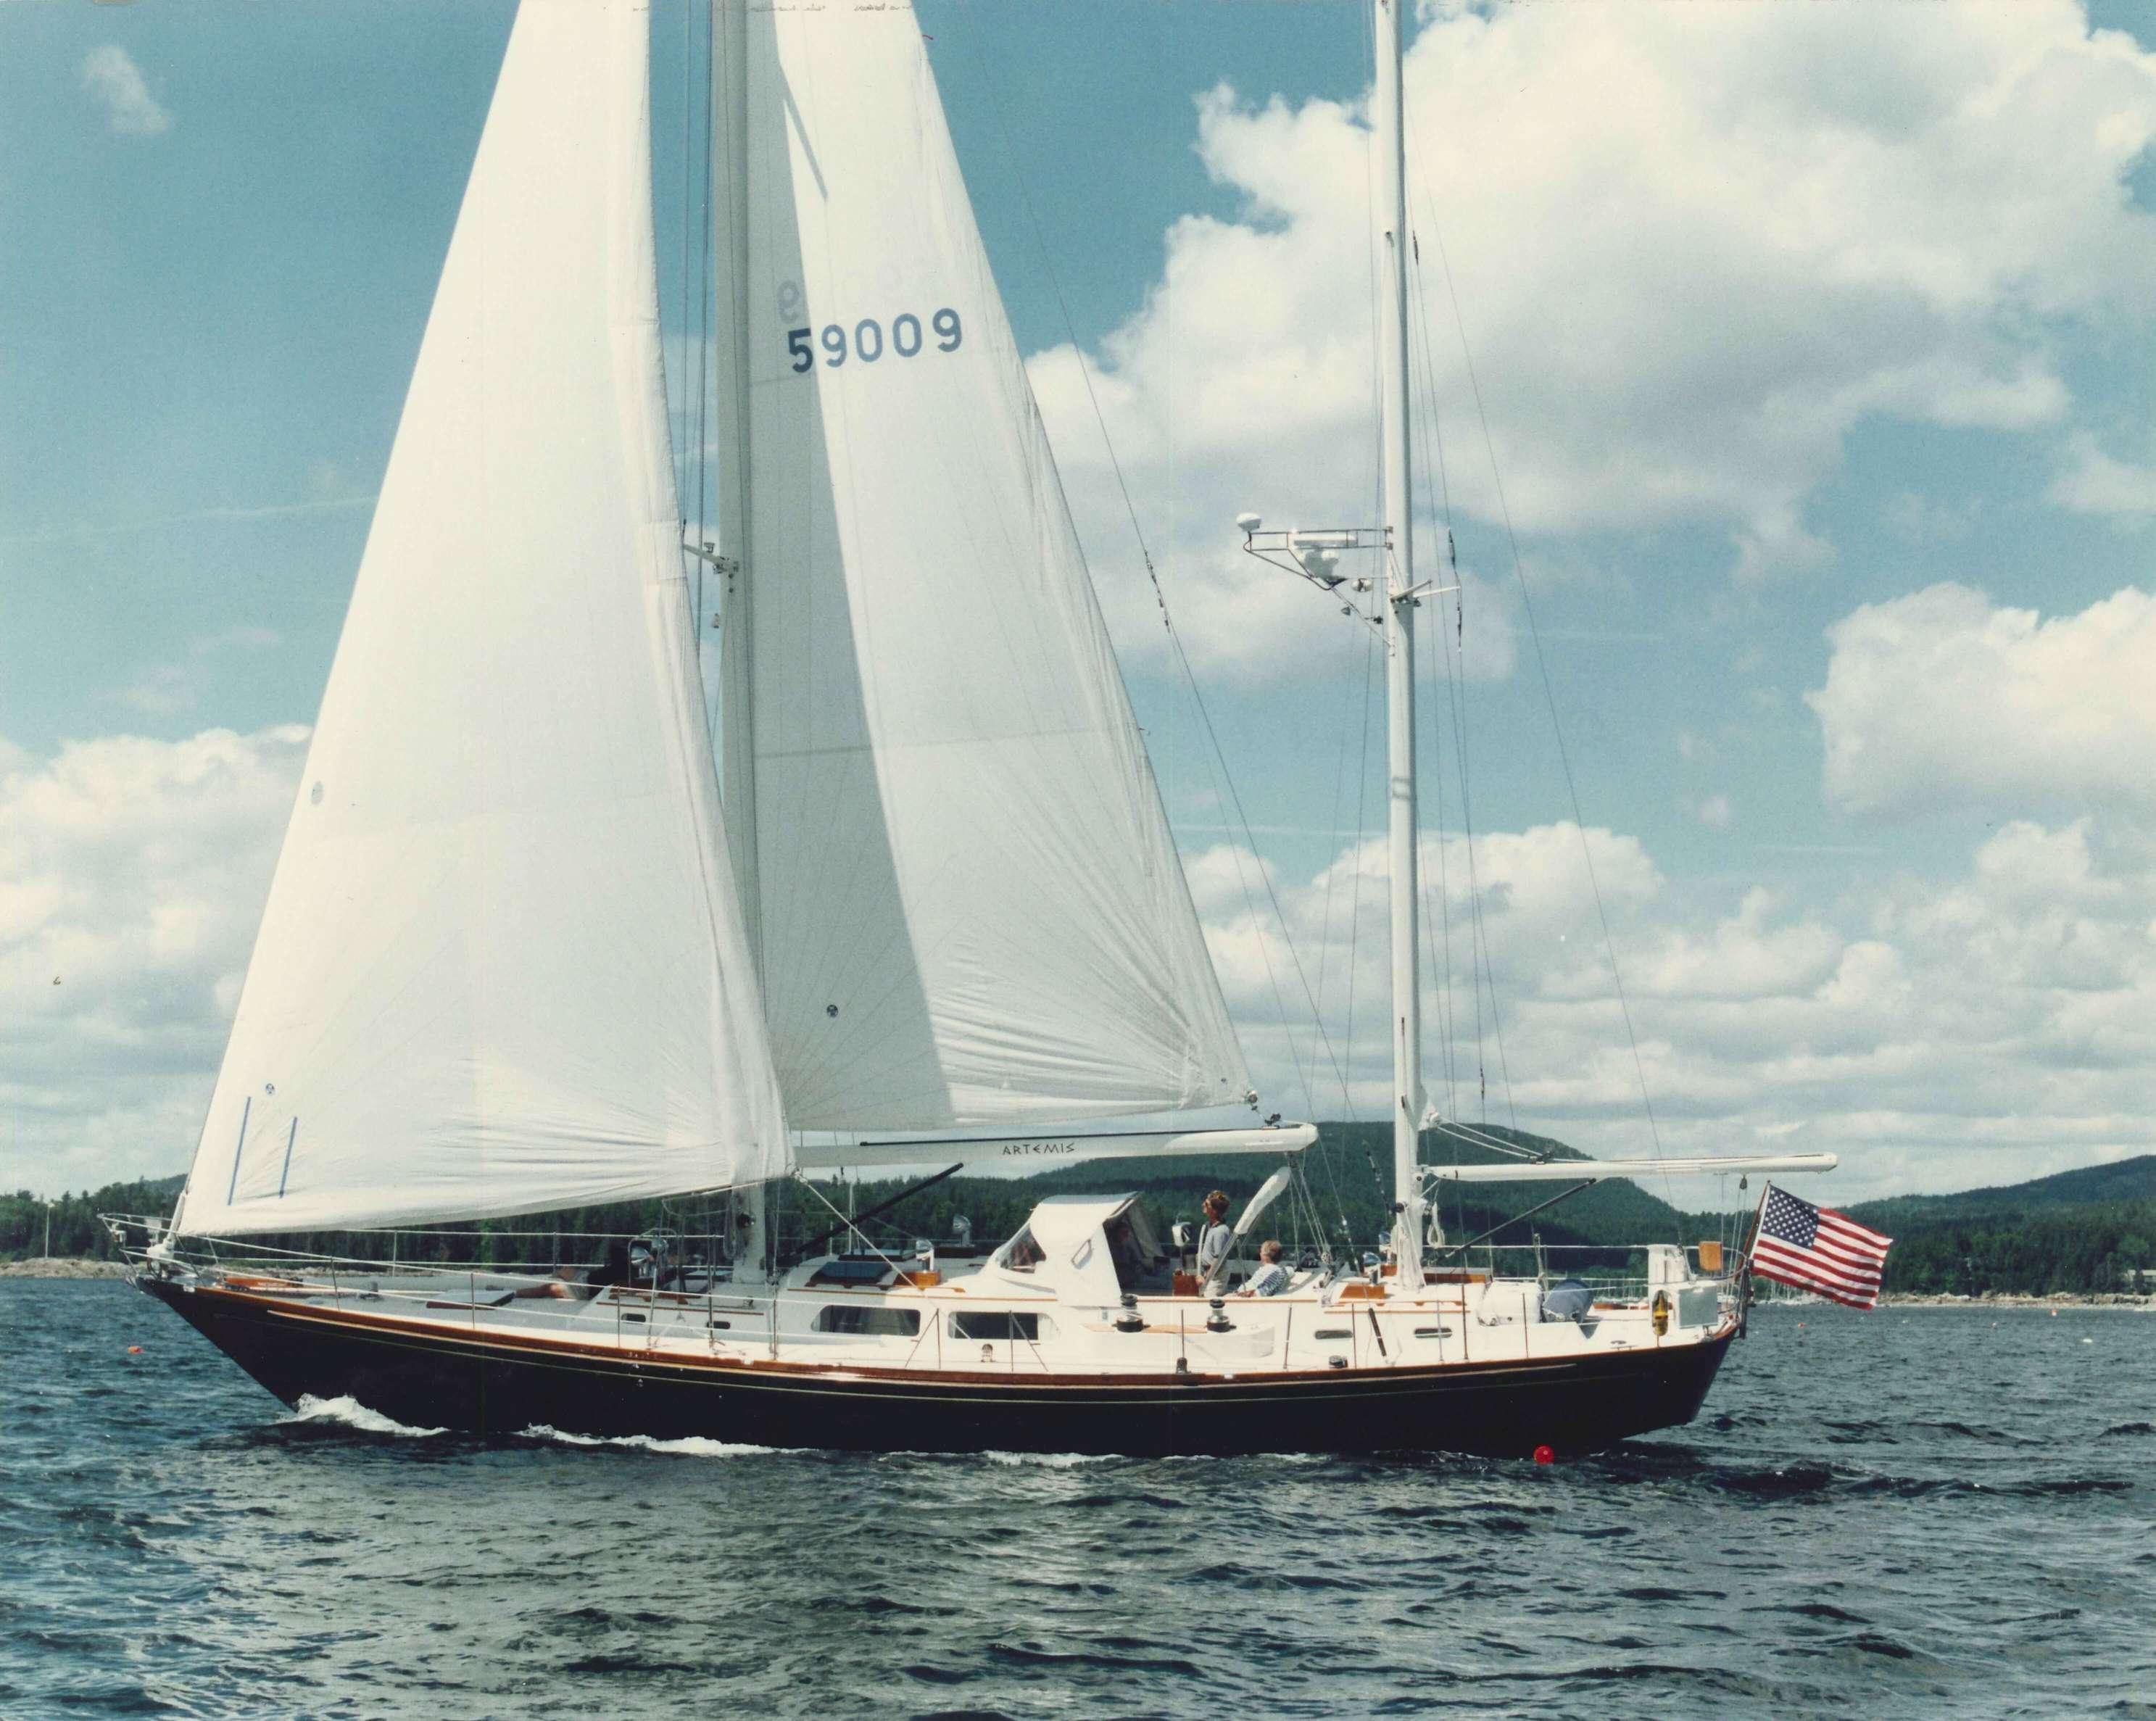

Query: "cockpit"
<box><xmin>1100</xmin><ymin>1200</ymin><xmax>1172</xmax><ymax>1294</ymax></box>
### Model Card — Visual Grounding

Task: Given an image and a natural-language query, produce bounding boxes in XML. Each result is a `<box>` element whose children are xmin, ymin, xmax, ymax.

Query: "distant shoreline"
<box><xmin>0</xmin><ymin>1258</ymin><xmax>130</xmax><ymax>1280</ymax></box>
<box><xmin>1875</xmin><ymin>1291</ymin><xmax>2155</xmax><ymax>1311</ymax></box>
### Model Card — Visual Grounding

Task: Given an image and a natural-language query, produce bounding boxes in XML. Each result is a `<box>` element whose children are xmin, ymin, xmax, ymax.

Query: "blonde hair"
<box><xmin>1203</xmin><ymin>1190</ymin><xmax>1230</xmax><ymax>1217</ymax></box>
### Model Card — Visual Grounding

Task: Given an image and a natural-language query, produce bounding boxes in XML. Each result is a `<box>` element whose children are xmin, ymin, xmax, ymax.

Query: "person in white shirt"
<box><xmin>1195</xmin><ymin>1191</ymin><xmax>1232</xmax><ymax>1283</ymax></box>
<box><xmin>1239</xmin><ymin>1239</ymin><xmax>1292</xmax><ymax>1298</ymax></box>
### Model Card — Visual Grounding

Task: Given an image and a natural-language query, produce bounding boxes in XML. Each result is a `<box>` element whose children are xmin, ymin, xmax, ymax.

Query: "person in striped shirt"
<box><xmin>1238</xmin><ymin>1240</ymin><xmax>1292</xmax><ymax>1298</ymax></box>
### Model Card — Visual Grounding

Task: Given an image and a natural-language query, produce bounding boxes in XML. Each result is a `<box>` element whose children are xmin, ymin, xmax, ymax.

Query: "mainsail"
<box><xmin>175</xmin><ymin>0</ymin><xmax>787</xmax><ymax>1237</ymax></box>
<box><xmin>728</xmin><ymin>1</ymin><xmax>1251</xmax><ymax>1131</ymax></box>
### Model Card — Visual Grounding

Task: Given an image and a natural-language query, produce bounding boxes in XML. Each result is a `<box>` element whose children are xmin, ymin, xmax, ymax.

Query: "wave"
<box><xmin>283</xmin><ymin>1394</ymin><xmax>446</xmax><ymax>1438</ymax></box>
<box><xmin>518</xmin><ymin>1424</ymin><xmax>795</xmax><ymax>1458</ymax></box>
<box><xmin>1907</xmin><ymin>1418</ymin><xmax>2041</xmax><ymax>1446</ymax></box>
<box><xmin>973</xmin><ymin>1449</ymin><xmax>1322</xmax><ymax>1468</ymax></box>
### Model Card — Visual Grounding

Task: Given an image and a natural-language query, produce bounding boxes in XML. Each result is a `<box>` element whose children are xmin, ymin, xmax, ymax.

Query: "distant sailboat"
<box><xmin>123</xmin><ymin>0</ymin><xmax>1833</xmax><ymax>1456</ymax></box>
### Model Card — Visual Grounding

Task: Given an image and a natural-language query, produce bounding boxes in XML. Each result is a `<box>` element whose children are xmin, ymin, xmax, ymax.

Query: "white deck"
<box><xmin>165</xmin><ymin>1192</ymin><xmax>1737</xmax><ymax>1382</ymax></box>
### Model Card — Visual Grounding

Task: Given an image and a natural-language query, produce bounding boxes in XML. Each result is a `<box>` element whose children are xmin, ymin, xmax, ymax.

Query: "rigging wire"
<box><xmin>692</xmin><ymin>0</ymin><xmax>715</xmax><ymax>581</ymax></box>
<box><xmin>1393</xmin><ymin>164</ymin><xmax>1517</xmax><ymax>1137</ymax></box>
<box><xmin>1402</xmin><ymin>130</ymin><xmax>1665</xmax><ymax>1165</ymax></box>
<box><xmin>706</xmin><ymin>0</ymin><xmax>745</xmax><ymax>756</ymax></box>
<box><xmin>1401</xmin><ymin>217</ymin><xmax>1510</xmax><ymax>1237</ymax></box>
<box><xmin>1404</xmin><ymin>230</ymin><xmax>1459</xmax><ymax>1126</ymax></box>
<box><xmin>1403</xmin><ymin>110</ymin><xmax>1682</xmax><ymax>1232</ymax></box>
<box><xmin>676</xmin><ymin>0</ymin><xmax>699</xmax><ymax>540</ymax></box>
<box><xmin>1337</xmin><ymin>624</ymin><xmax>1378</xmax><ymax>1120</ymax></box>
<box><xmin>1295</xmin><ymin>618</ymin><xmax>1375</xmax><ymax>1243</ymax></box>
<box><xmin>1405</xmin><ymin>228</ymin><xmax>1515</xmax><ymax>1138</ymax></box>
<box><xmin>697</xmin><ymin>1</ymin><xmax>728</xmax><ymax>745</ymax></box>
<box><xmin>1313</xmin><ymin>623</ymin><xmax>1370</xmax><ymax>1040</ymax></box>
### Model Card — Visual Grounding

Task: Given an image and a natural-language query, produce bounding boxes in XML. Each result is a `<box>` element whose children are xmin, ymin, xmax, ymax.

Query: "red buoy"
<box><xmin>1532</xmin><ymin>1443</ymin><xmax>1555</xmax><ymax>1465</ymax></box>
<box><xmin>126</xmin><ymin>1345</ymin><xmax>142</xmax><ymax>1354</ymax></box>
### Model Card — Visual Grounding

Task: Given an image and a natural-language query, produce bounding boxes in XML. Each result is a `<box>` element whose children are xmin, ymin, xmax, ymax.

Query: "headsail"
<box><xmin>734</xmin><ymin>1</ymin><xmax>1250</xmax><ymax>1131</ymax></box>
<box><xmin>175</xmin><ymin>0</ymin><xmax>787</xmax><ymax>1237</ymax></box>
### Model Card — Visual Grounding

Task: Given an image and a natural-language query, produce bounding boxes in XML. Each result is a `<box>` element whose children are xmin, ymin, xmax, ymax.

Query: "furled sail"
<box><xmin>731</xmin><ymin>1</ymin><xmax>1250</xmax><ymax>1130</ymax></box>
<box><xmin>173</xmin><ymin>0</ymin><xmax>787</xmax><ymax>1237</ymax></box>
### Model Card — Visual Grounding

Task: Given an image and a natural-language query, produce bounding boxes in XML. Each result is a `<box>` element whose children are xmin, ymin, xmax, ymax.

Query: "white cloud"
<box><xmin>1808</xmin><ymin>583</ymin><xmax>2156</xmax><ymax>818</ymax></box>
<box><xmin>1</xmin><ymin>726</ymin><xmax>304</xmax><ymax>1194</ymax></box>
<box><xmin>111</xmin><ymin>627</ymin><xmax>282</xmax><ymax>718</ymax></box>
<box><xmin>1203</xmin><ymin>812</ymin><xmax>2156</xmax><ymax>1200</ymax></box>
<box><xmin>2049</xmin><ymin>431</ymin><xmax>2156</xmax><ymax>519</ymax></box>
<box><xmin>1034</xmin><ymin>1</ymin><xmax>2156</xmax><ymax>676</ymax></box>
<box><xmin>80</xmin><ymin>45</ymin><xmax>171</xmax><ymax>137</ymax></box>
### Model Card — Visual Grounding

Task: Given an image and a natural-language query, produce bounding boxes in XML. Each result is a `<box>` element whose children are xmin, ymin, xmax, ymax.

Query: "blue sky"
<box><xmin>7</xmin><ymin>0</ymin><xmax>2156</xmax><ymax>1203</ymax></box>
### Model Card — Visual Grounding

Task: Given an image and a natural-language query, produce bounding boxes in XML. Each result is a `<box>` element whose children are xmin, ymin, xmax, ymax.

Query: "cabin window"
<box><xmin>1000</xmin><ymin>1227</ymin><xmax>1045</xmax><ymax>1272</ymax></box>
<box><xmin>1102</xmin><ymin>1206</ymin><xmax>1170</xmax><ymax>1293</ymax></box>
<box><xmin>948</xmin><ymin>1311</ymin><xmax>1051</xmax><ymax>1343</ymax></box>
<box><xmin>813</xmin><ymin>1305</ymin><xmax>920</xmax><ymax>1338</ymax></box>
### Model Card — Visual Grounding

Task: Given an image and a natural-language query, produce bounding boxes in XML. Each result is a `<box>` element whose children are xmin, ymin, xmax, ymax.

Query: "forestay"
<box><xmin>732</xmin><ymin>1</ymin><xmax>1249</xmax><ymax>1130</ymax></box>
<box><xmin>173</xmin><ymin>0</ymin><xmax>787</xmax><ymax>1237</ymax></box>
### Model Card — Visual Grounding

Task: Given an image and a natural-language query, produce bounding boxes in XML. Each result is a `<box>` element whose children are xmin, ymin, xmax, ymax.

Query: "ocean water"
<box><xmin>4</xmin><ymin>1281</ymin><xmax>2151</xmax><ymax>1720</ymax></box>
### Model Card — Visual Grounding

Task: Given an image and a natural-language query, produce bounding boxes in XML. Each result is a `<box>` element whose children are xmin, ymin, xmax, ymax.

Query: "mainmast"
<box><xmin>1375</xmin><ymin>0</ymin><xmax>1425</xmax><ymax>1287</ymax></box>
<box><xmin>711</xmin><ymin>0</ymin><xmax>770</xmax><ymax>1281</ymax></box>
<box><xmin>1235</xmin><ymin>0</ymin><xmax>1430</xmax><ymax>1277</ymax></box>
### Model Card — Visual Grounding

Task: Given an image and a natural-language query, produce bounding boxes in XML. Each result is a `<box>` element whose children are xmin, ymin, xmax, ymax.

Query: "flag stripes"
<box><xmin>1750</xmin><ymin>1183</ymin><xmax>1893</xmax><ymax>1311</ymax></box>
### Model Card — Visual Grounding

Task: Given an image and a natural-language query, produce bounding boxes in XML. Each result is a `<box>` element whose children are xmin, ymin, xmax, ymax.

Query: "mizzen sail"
<box><xmin>734</xmin><ymin>1</ymin><xmax>1250</xmax><ymax>1132</ymax></box>
<box><xmin>175</xmin><ymin>0</ymin><xmax>787</xmax><ymax>1237</ymax></box>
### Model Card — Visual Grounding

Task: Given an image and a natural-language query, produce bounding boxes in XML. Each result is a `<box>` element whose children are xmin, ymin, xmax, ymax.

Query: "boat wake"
<box><xmin>519</xmin><ymin>1424</ymin><xmax>795</xmax><ymax>1459</ymax></box>
<box><xmin>284</xmin><ymin>1394</ymin><xmax>447</xmax><ymax>1438</ymax></box>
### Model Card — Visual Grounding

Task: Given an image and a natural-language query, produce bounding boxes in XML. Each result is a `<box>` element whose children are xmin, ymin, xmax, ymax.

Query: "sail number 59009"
<box><xmin>786</xmin><ymin>309</ymin><xmax>962</xmax><ymax>372</ymax></box>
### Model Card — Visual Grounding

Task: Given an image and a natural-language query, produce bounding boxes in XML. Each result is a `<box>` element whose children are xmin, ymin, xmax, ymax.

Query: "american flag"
<box><xmin>1751</xmin><ymin>1184</ymin><xmax>1893</xmax><ymax>1310</ymax></box>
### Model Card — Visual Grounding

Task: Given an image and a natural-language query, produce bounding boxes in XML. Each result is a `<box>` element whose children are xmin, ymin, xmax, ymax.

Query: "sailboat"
<box><xmin>119</xmin><ymin>0</ymin><xmax>1836</xmax><ymax>1457</ymax></box>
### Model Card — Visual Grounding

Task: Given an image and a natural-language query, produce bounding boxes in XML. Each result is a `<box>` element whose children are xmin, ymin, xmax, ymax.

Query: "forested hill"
<box><xmin>1849</xmin><ymin>1156</ymin><xmax>2156</xmax><ymax>1227</ymax></box>
<box><xmin>1847</xmin><ymin>1157</ymin><xmax>2156</xmax><ymax>1297</ymax></box>
<box><xmin>1</xmin><ymin>1175</ymin><xmax>184</xmax><ymax>1261</ymax></box>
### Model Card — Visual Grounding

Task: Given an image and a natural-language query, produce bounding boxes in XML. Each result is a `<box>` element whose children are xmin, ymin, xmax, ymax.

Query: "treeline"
<box><xmin>1</xmin><ymin>1179</ymin><xmax>185</xmax><ymax>1262</ymax></box>
<box><xmin>1870</xmin><ymin>1200</ymin><xmax>2156</xmax><ymax>1296</ymax></box>
<box><xmin>0</xmin><ymin>1177</ymin><xmax>737</xmax><ymax>1269</ymax></box>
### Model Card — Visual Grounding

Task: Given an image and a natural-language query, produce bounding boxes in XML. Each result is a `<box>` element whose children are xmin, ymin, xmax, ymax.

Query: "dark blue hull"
<box><xmin>140</xmin><ymin>1277</ymin><xmax>1732</xmax><ymax>1458</ymax></box>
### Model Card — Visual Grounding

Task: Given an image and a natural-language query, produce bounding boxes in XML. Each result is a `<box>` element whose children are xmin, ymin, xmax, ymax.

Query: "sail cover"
<box><xmin>734</xmin><ymin>1</ymin><xmax>1250</xmax><ymax>1130</ymax></box>
<box><xmin>175</xmin><ymin>0</ymin><xmax>788</xmax><ymax>1237</ymax></box>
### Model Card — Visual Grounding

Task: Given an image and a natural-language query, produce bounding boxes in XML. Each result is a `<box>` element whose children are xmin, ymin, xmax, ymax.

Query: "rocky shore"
<box><xmin>0</xmin><ymin>1258</ymin><xmax>131</xmax><ymax>1280</ymax></box>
